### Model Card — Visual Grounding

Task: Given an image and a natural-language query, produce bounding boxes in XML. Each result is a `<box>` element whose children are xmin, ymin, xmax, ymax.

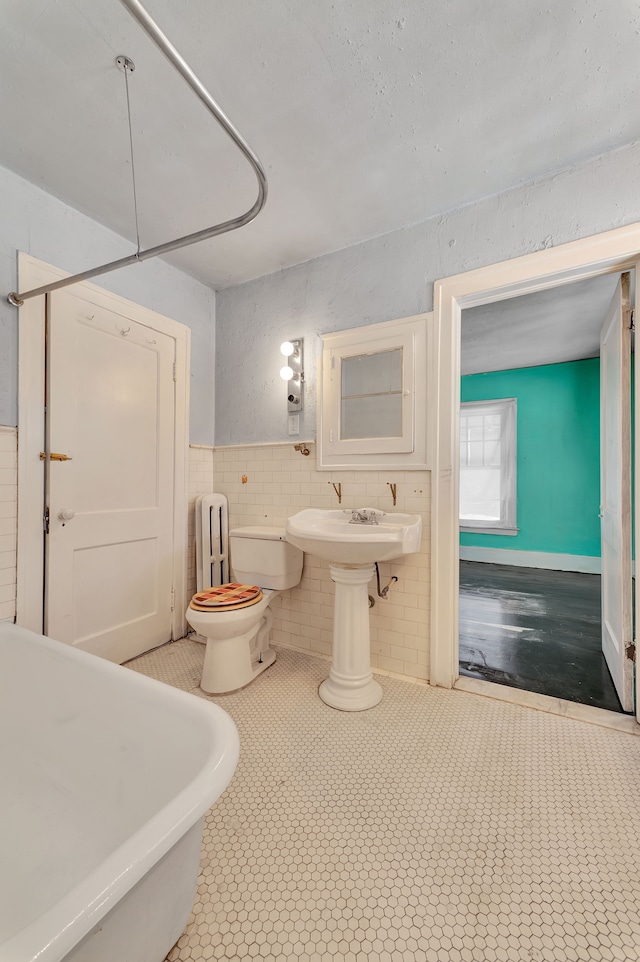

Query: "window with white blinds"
<box><xmin>459</xmin><ymin>398</ymin><xmax>517</xmax><ymax>532</ymax></box>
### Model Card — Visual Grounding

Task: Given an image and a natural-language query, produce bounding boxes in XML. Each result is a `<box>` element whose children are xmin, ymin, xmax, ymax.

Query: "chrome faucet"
<box><xmin>349</xmin><ymin>508</ymin><xmax>382</xmax><ymax>525</ymax></box>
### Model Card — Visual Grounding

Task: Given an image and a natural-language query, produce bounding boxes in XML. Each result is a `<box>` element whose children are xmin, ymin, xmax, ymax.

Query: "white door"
<box><xmin>45</xmin><ymin>290</ymin><xmax>176</xmax><ymax>663</ymax></box>
<box><xmin>634</xmin><ymin>265</ymin><xmax>640</xmax><ymax>725</ymax></box>
<box><xmin>600</xmin><ymin>272</ymin><xmax>633</xmax><ymax>712</ymax></box>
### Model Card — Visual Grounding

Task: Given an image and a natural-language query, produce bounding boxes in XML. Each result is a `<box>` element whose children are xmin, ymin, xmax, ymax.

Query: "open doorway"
<box><xmin>430</xmin><ymin>222</ymin><xmax>640</xmax><ymax>727</ymax></box>
<box><xmin>456</xmin><ymin>272</ymin><xmax>632</xmax><ymax>712</ymax></box>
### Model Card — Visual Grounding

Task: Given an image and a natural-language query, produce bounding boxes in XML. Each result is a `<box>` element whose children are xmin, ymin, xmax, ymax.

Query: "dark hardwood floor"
<box><xmin>459</xmin><ymin>561</ymin><xmax>626</xmax><ymax>713</ymax></box>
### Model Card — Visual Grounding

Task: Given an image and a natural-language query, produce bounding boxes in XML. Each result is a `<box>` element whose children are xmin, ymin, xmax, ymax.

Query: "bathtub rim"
<box><xmin>0</xmin><ymin>623</ymin><xmax>240</xmax><ymax>962</ymax></box>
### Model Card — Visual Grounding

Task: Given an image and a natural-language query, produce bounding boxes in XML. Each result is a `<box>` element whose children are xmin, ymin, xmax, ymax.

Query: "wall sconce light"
<box><xmin>279</xmin><ymin>338</ymin><xmax>304</xmax><ymax>413</ymax></box>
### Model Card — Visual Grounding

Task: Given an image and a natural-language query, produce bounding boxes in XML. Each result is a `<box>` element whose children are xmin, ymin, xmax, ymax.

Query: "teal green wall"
<box><xmin>460</xmin><ymin>358</ymin><xmax>600</xmax><ymax>557</ymax></box>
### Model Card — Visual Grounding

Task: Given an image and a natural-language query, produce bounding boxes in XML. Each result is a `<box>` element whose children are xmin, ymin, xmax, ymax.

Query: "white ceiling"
<box><xmin>2</xmin><ymin>0</ymin><xmax>640</xmax><ymax>290</ymax></box>
<box><xmin>461</xmin><ymin>273</ymin><xmax>621</xmax><ymax>375</ymax></box>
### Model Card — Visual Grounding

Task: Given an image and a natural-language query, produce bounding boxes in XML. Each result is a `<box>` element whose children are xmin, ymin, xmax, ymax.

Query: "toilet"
<box><xmin>186</xmin><ymin>495</ymin><xmax>303</xmax><ymax>694</ymax></box>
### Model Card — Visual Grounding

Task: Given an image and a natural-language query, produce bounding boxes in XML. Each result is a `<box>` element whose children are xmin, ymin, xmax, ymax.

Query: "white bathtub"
<box><xmin>0</xmin><ymin>623</ymin><xmax>239</xmax><ymax>962</ymax></box>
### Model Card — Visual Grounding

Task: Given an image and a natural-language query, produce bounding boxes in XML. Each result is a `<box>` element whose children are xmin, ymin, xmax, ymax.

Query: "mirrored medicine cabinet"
<box><xmin>317</xmin><ymin>312</ymin><xmax>432</xmax><ymax>470</ymax></box>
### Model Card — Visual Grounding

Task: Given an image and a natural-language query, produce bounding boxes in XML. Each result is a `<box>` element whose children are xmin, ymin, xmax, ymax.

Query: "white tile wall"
<box><xmin>212</xmin><ymin>442</ymin><xmax>431</xmax><ymax>681</ymax></box>
<box><xmin>188</xmin><ymin>445</ymin><xmax>215</xmax><ymax>598</ymax></box>
<box><xmin>0</xmin><ymin>427</ymin><xmax>17</xmax><ymax>622</ymax></box>
<box><xmin>5</xmin><ymin>437</ymin><xmax>428</xmax><ymax>672</ymax></box>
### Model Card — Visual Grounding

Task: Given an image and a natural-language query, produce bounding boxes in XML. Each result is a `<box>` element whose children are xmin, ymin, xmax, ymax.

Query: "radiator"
<box><xmin>195</xmin><ymin>493</ymin><xmax>229</xmax><ymax>591</ymax></box>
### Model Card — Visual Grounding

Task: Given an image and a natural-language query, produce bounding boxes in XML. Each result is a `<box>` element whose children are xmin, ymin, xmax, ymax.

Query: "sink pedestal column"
<box><xmin>319</xmin><ymin>563</ymin><xmax>383</xmax><ymax>711</ymax></box>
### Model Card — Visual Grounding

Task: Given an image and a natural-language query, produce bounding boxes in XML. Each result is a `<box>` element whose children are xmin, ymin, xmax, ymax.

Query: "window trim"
<box><xmin>459</xmin><ymin>397</ymin><xmax>517</xmax><ymax>534</ymax></box>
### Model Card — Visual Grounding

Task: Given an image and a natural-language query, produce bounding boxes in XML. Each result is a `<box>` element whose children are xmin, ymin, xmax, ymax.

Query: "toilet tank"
<box><xmin>229</xmin><ymin>526</ymin><xmax>303</xmax><ymax>590</ymax></box>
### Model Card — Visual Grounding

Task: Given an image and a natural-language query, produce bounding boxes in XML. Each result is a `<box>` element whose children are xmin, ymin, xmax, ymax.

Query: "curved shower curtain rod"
<box><xmin>8</xmin><ymin>0</ymin><xmax>268</xmax><ymax>306</ymax></box>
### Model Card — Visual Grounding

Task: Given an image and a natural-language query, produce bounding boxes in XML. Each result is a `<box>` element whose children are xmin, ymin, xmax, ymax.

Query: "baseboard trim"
<box><xmin>459</xmin><ymin>546</ymin><xmax>601</xmax><ymax>574</ymax></box>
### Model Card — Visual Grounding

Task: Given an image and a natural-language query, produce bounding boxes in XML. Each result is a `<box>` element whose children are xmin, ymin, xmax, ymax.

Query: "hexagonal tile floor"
<box><xmin>129</xmin><ymin>639</ymin><xmax>640</xmax><ymax>962</ymax></box>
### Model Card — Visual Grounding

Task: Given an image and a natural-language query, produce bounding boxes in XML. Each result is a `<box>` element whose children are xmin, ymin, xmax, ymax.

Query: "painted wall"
<box><xmin>0</xmin><ymin>164</ymin><xmax>216</xmax><ymax>444</ymax></box>
<box><xmin>215</xmin><ymin>140</ymin><xmax>640</xmax><ymax>445</ymax></box>
<box><xmin>460</xmin><ymin>359</ymin><xmax>601</xmax><ymax>557</ymax></box>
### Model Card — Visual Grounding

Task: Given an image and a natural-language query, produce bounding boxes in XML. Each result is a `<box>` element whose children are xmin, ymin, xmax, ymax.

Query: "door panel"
<box><xmin>600</xmin><ymin>272</ymin><xmax>633</xmax><ymax>711</ymax></box>
<box><xmin>45</xmin><ymin>291</ymin><xmax>176</xmax><ymax>663</ymax></box>
<box><xmin>635</xmin><ymin>265</ymin><xmax>640</xmax><ymax>725</ymax></box>
<box><xmin>71</xmin><ymin>329</ymin><xmax>162</xmax><ymax>512</ymax></box>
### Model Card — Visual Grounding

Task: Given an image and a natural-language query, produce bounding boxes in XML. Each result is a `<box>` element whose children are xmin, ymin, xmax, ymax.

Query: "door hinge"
<box><xmin>43</xmin><ymin>505</ymin><xmax>50</xmax><ymax>534</ymax></box>
<box><xmin>626</xmin><ymin>642</ymin><xmax>636</xmax><ymax>662</ymax></box>
<box><xmin>172</xmin><ymin>362</ymin><xmax>177</xmax><ymax>382</ymax></box>
<box><xmin>630</xmin><ymin>308</ymin><xmax>635</xmax><ymax>332</ymax></box>
<box><xmin>170</xmin><ymin>586</ymin><xmax>175</xmax><ymax>611</ymax></box>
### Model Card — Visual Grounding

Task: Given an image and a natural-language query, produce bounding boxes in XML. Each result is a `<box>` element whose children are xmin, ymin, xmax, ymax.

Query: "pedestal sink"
<box><xmin>285</xmin><ymin>508</ymin><xmax>422</xmax><ymax>711</ymax></box>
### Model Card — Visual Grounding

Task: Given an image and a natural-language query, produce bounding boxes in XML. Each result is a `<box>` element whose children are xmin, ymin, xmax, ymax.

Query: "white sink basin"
<box><xmin>286</xmin><ymin>508</ymin><xmax>422</xmax><ymax>565</ymax></box>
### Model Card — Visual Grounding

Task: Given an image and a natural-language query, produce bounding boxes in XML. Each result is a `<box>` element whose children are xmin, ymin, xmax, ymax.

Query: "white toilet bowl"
<box><xmin>187</xmin><ymin>589</ymin><xmax>277</xmax><ymax>693</ymax></box>
<box><xmin>186</xmin><ymin>520</ymin><xmax>303</xmax><ymax>694</ymax></box>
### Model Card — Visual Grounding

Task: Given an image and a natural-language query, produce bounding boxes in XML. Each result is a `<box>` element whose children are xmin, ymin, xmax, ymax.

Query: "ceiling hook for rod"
<box><xmin>115</xmin><ymin>55</ymin><xmax>135</xmax><ymax>73</ymax></box>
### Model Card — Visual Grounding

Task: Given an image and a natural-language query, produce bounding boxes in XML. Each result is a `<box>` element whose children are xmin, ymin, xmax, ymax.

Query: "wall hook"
<box><xmin>387</xmin><ymin>482</ymin><xmax>397</xmax><ymax>506</ymax></box>
<box><xmin>329</xmin><ymin>481</ymin><xmax>342</xmax><ymax>504</ymax></box>
<box><xmin>294</xmin><ymin>442</ymin><xmax>310</xmax><ymax>456</ymax></box>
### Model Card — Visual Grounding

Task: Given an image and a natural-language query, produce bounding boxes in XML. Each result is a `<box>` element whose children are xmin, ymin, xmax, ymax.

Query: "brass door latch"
<box><xmin>40</xmin><ymin>452</ymin><xmax>73</xmax><ymax>461</ymax></box>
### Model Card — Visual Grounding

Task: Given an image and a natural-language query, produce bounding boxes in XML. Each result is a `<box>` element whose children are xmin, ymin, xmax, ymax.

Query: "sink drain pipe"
<box><xmin>375</xmin><ymin>563</ymin><xmax>398</xmax><ymax>599</ymax></box>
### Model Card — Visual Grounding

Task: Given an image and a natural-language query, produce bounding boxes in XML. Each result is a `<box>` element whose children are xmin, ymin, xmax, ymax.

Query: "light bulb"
<box><xmin>280</xmin><ymin>341</ymin><xmax>295</xmax><ymax>357</ymax></box>
<box><xmin>280</xmin><ymin>365</ymin><xmax>293</xmax><ymax>381</ymax></box>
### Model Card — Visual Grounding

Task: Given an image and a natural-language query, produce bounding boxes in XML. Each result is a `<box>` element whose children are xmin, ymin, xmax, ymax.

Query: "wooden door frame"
<box><xmin>430</xmin><ymin>222</ymin><xmax>640</xmax><ymax>708</ymax></box>
<box><xmin>16</xmin><ymin>253</ymin><xmax>190</xmax><ymax>645</ymax></box>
